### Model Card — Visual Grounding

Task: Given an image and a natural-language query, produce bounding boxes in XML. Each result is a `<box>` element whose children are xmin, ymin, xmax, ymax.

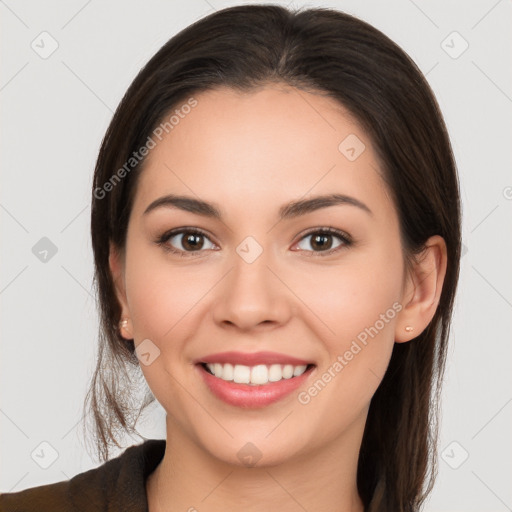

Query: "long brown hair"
<box><xmin>83</xmin><ymin>5</ymin><xmax>462</xmax><ymax>511</ymax></box>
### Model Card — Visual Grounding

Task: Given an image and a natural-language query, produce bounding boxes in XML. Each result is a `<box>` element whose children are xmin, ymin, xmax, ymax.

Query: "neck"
<box><xmin>146</xmin><ymin>416</ymin><xmax>365</xmax><ymax>512</ymax></box>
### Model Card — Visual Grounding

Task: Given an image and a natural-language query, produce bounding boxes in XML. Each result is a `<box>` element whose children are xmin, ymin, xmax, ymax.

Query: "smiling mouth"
<box><xmin>200</xmin><ymin>362</ymin><xmax>315</xmax><ymax>386</ymax></box>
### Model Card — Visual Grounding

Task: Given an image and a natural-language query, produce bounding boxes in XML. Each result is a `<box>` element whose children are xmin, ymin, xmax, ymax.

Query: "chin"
<box><xmin>194</xmin><ymin>429</ymin><xmax>312</xmax><ymax>470</ymax></box>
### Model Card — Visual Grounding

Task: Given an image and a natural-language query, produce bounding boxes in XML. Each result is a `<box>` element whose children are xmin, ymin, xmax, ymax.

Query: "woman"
<box><xmin>0</xmin><ymin>4</ymin><xmax>461</xmax><ymax>511</ymax></box>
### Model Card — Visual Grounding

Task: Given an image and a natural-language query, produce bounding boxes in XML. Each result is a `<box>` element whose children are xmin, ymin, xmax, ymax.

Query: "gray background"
<box><xmin>1</xmin><ymin>1</ymin><xmax>511</xmax><ymax>510</ymax></box>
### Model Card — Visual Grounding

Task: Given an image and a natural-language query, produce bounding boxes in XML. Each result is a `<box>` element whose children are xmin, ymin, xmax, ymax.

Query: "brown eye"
<box><xmin>180</xmin><ymin>232</ymin><xmax>205</xmax><ymax>251</ymax></box>
<box><xmin>157</xmin><ymin>228</ymin><xmax>216</xmax><ymax>255</ymax></box>
<box><xmin>295</xmin><ymin>228</ymin><xmax>352</xmax><ymax>255</ymax></box>
<box><xmin>310</xmin><ymin>233</ymin><xmax>334</xmax><ymax>251</ymax></box>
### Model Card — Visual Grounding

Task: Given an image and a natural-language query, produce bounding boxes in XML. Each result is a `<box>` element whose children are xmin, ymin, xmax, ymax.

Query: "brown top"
<box><xmin>0</xmin><ymin>439</ymin><xmax>166</xmax><ymax>512</ymax></box>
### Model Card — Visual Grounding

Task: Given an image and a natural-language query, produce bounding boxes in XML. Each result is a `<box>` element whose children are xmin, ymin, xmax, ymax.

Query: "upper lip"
<box><xmin>196</xmin><ymin>351</ymin><xmax>313</xmax><ymax>366</ymax></box>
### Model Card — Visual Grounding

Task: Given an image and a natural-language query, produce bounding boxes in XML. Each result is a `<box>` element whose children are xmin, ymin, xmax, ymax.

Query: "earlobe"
<box><xmin>395</xmin><ymin>235</ymin><xmax>448</xmax><ymax>343</ymax></box>
<box><xmin>118</xmin><ymin>317</ymin><xmax>133</xmax><ymax>340</ymax></box>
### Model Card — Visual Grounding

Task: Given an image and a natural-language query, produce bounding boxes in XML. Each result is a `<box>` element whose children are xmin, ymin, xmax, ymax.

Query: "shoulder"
<box><xmin>0</xmin><ymin>439</ymin><xmax>165</xmax><ymax>512</ymax></box>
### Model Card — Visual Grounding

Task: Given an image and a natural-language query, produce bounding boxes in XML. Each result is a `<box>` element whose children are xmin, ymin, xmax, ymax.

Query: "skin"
<box><xmin>109</xmin><ymin>83</ymin><xmax>447</xmax><ymax>512</ymax></box>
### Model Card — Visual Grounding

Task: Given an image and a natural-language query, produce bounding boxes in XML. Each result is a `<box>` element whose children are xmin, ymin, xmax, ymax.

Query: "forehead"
<box><xmin>131</xmin><ymin>84</ymin><xmax>394</xmax><ymax>220</ymax></box>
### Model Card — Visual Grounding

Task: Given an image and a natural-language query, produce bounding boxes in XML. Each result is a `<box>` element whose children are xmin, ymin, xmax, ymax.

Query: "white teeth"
<box><xmin>282</xmin><ymin>364</ymin><xmax>294</xmax><ymax>379</ymax></box>
<box><xmin>268</xmin><ymin>364</ymin><xmax>282</xmax><ymax>382</ymax></box>
<box><xmin>205</xmin><ymin>362</ymin><xmax>309</xmax><ymax>385</ymax></box>
<box><xmin>293</xmin><ymin>365</ymin><xmax>307</xmax><ymax>376</ymax></box>
<box><xmin>213</xmin><ymin>363</ymin><xmax>223</xmax><ymax>379</ymax></box>
<box><xmin>222</xmin><ymin>363</ymin><xmax>234</xmax><ymax>381</ymax></box>
<box><xmin>233</xmin><ymin>364</ymin><xmax>251</xmax><ymax>384</ymax></box>
<box><xmin>250</xmin><ymin>365</ymin><xmax>268</xmax><ymax>385</ymax></box>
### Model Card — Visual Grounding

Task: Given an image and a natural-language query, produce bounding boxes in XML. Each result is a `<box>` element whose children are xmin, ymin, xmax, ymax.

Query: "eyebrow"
<box><xmin>143</xmin><ymin>193</ymin><xmax>373</xmax><ymax>219</ymax></box>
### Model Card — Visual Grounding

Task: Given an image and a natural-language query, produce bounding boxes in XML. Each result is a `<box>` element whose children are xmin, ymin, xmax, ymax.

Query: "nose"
<box><xmin>211</xmin><ymin>246</ymin><xmax>293</xmax><ymax>332</ymax></box>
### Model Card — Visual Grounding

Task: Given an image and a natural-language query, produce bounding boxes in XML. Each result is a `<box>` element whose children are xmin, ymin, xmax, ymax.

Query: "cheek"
<box><xmin>124</xmin><ymin>246</ymin><xmax>211</xmax><ymax>343</ymax></box>
<box><xmin>290</xmin><ymin>255</ymin><xmax>403</xmax><ymax>445</ymax></box>
<box><xmin>123</xmin><ymin>252</ymin><xmax>211</xmax><ymax>409</ymax></box>
<box><xmin>286</xmin><ymin>245</ymin><xmax>404</xmax><ymax>351</ymax></box>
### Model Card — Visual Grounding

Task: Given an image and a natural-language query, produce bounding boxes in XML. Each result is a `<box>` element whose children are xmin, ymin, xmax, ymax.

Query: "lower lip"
<box><xmin>197</xmin><ymin>364</ymin><xmax>314</xmax><ymax>408</ymax></box>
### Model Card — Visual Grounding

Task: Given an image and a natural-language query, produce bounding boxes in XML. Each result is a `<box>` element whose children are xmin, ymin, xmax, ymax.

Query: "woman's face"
<box><xmin>112</xmin><ymin>84</ymin><xmax>413</xmax><ymax>467</ymax></box>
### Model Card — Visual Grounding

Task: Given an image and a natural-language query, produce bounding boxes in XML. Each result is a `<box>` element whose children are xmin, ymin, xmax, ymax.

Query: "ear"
<box><xmin>109</xmin><ymin>242</ymin><xmax>133</xmax><ymax>339</ymax></box>
<box><xmin>394</xmin><ymin>235</ymin><xmax>448</xmax><ymax>343</ymax></box>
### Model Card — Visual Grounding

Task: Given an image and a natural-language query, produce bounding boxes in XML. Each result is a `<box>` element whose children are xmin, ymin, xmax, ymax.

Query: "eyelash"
<box><xmin>155</xmin><ymin>226</ymin><xmax>353</xmax><ymax>258</ymax></box>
